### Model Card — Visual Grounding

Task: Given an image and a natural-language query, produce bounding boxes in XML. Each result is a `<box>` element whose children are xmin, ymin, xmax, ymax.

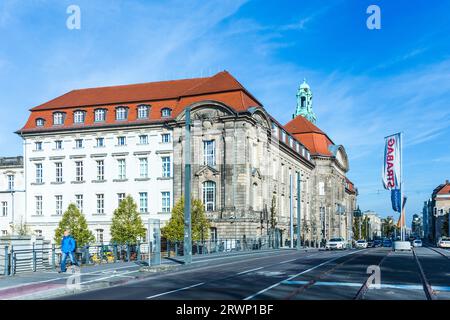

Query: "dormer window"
<box><xmin>53</xmin><ymin>112</ymin><xmax>65</xmax><ymax>125</ymax></box>
<box><xmin>295</xmin><ymin>142</ymin><xmax>300</xmax><ymax>152</ymax></box>
<box><xmin>289</xmin><ymin>136</ymin><xmax>294</xmax><ymax>147</ymax></box>
<box><xmin>137</xmin><ymin>105</ymin><xmax>150</xmax><ymax>119</ymax></box>
<box><xmin>281</xmin><ymin>130</ymin><xmax>287</xmax><ymax>142</ymax></box>
<box><xmin>94</xmin><ymin>109</ymin><xmax>106</xmax><ymax>122</ymax></box>
<box><xmin>116</xmin><ymin>107</ymin><xmax>128</xmax><ymax>121</ymax></box>
<box><xmin>161</xmin><ymin>108</ymin><xmax>172</xmax><ymax>118</ymax></box>
<box><xmin>36</xmin><ymin>118</ymin><xmax>45</xmax><ymax>127</ymax></box>
<box><xmin>73</xmin><ymin>110</ymin><xmax>86</xmax><ymax>124</ymax></box>
<box><xmin>271</xmin><ymin>123</ymin><xmax>279</xmax><ymax>137</ymax></box>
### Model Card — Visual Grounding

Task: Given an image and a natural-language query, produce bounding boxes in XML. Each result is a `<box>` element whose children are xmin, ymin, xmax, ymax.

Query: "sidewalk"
<box><xmin>0</xmin><ymin>248</ymin><xmax>315</xmax><ymax>300</ymax></box>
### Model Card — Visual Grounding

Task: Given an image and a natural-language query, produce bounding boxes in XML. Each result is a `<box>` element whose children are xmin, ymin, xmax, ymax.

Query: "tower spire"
<box><xmin>293</xmin><ymin>79</ymin><xmax>317</xmax><ymax>123</ymax></box>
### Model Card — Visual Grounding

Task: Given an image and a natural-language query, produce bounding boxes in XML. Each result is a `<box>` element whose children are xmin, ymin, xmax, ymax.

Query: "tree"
<box><xmin>161</xmin><ymin>197</ymin><xmax>211</xmax><ymax>242</ymax></box>
<box><xmin>110</xmin><ymin>195</ymin><xmax>146</xmax><ymax>244</ymax></box>
<box><xmin>381</xmin><ymin>216</ymin><xmax>396</xmax><ymax>238</ymax></box>
<box><xmin>11</xmin><ymin>218</ymin><xmax>32</xmax><ymax>236</ymax></box>
<box><xmin>54</xmin><ymin>204</ymin><xmax>95</xmax><ymax>246</ymax></box>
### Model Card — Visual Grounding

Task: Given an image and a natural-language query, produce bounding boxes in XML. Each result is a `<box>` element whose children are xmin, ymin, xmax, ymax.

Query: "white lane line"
<box><xmin>79</xmin><ymin>270</ymin><xmax>139</xmax><ymax>285</ymax></box>
<box><xmin>146</xmin><ymin>282</ymin><xmax>206</xmax><ymax>299</ymax></box>
<box><xmin>244</xmin><ymin>249</ymin><xmax>361</xmax><ymax>300</ymax></box>
<box><xmin>0</xmin><ymin>264</ymin><xmax>141</xmax><ymax>292</ymax></box>
<box><xmin>279</xmin><ymin>258</ymin><xmax>298</xmax><ymax>264</ymax></box>
<box><xmin>237</xmin><ymin>267</ymin><xmax>264</xmax><ymax>275</ymax></box>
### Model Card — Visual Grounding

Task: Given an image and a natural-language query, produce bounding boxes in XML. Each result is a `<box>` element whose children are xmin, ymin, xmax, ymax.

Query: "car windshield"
<box><xmin>329</xmin><ymin>238</ymin><xmax>343</xmax><ymax>242</ymax></box>
<box><xmin>441</xmin><ymin>237</ymin><xmax>450</xmax><ymax>241</ymax></box>
<box><xmin>357</xmin><ymin>240</ymin><xmax>365</xmax><ymax>243</ymax></box>
<box><xmin>414</xmin><ymin>240</ymin><xmax>421</xmax><ymax>243</ymax></box>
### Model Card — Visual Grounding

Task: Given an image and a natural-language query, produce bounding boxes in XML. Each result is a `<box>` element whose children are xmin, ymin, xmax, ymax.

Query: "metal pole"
<box><xmin>4</xmin><ymin>246</ymin><xmax>9</xmax><ymax>276</ymax></box>
<box><xmin>289</xmin><ymin>173</ymin><xmax>293</xmax><ymax>248</ymax></box>
<box><xmin>296</xmin><ymin>172</ymin><xmax>301</xmax><ymax>250</ymax></box>
<box><xmin>184</xmin><ymin>107</ymin><xmax>192</xmax><ymax>264</ymax></box>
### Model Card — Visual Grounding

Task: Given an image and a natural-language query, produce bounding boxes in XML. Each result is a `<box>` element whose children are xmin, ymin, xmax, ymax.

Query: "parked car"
<box><xmin>373</xmin><ymin>240</ymin><xmax>382</xmax><ymax>247</ymax></box>
<box><xmin>382</xmin><ymin>239</ymin><xmax>392</xmax><ymax>247</ymax></box>
<box><xmin>326</xmin><ymin>237</ymin><xmax>346</xmax><ymax>250</ymax></box>
<box><xmin>412</xmin><ymin>239</ymin><xmax>422</xmax><ymax>247</ymax></box>
<box><xmin>367</xmin><ymin>240</ymin><xmax>374</xmax><ymax>248</ymax></box>
<box><xmin>437</xmin><ymin>237</ymin><xmax>450</xmax><ymax>249</ymax></box>
<box><xmin>355</xmin><ymin>240</ymin><xmax>368</xmax><ymax>249</ymax></box>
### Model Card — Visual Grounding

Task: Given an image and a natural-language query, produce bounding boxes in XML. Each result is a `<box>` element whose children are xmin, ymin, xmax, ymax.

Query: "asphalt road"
<box><xmin>58</xmin><ymin>246</ymin><xmax>450</xmax><ymax>300</ymax></box>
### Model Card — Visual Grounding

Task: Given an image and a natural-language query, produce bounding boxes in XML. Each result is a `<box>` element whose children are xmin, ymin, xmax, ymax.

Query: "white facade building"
<box><xmin>0</xmin><ymin>157</ymin><xmax>26</xmax><ymax>236</ymax></box>
<box><xmin>21</xmin><ymin>126</ymin><xmax>173</xmax><ymax>243</ymax></box>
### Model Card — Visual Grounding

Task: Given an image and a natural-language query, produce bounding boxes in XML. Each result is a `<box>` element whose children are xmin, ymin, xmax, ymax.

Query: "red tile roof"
<box><xmin>437</xmin><ymin>183</ymin><xmax>450</xmax><ymax>195</ymax></box>
<box><xmin>284</xmin><ymin>116</ymin><xmax>334</xmax><ymax>156</ymax></box>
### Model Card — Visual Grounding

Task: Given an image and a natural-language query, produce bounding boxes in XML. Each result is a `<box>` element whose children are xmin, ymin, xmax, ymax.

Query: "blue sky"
<box><xmin>1</xmin><ymin>0</ymin><xmax>449</xmax><ymax>226</ymax></box>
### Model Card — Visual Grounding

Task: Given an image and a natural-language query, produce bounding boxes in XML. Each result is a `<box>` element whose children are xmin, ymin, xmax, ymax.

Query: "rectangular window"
<box><xmin>96</xmin><ymin>194</ymin><xmax>104</xmax><ymax>215</ymax></box>
<box><xmin>7</xmin><ymin>175</ymin><xmax>14</xmax><ymax>191</ymax></box>
<box><xmin>137</xmin><ymin>105</ymin><xmax>149</xmax><ymax>119</ymax></box>
<box><xmin>75</xmin><ymin>194</ymin><xmax>83</xmax><ymax>213</ymax></box>
<box><xmin>161</xmin><ymin>133</ymin><xmax>171</xmax><ymax>143</ymax></box>
<box><xmin>75</xmin><ymin>139</ymin><xmax>83</xmax><ymax>149</ymax></box>
<box><xmin>139</xmin><ymin>135</ymin><xmax>148</xmax><ymax>145</ymax></box>
<box><xmin>1</xmin><ymin>202</ymin><xmax>7</xmax><ymax>217</ymax></box>
<box><xmin>55</xmin><ymin>140</ymin><xmax>63</xmax><ymax>150</ymax></box>
<box><xmin>96</xmin><ymin>160</ymin><xmax>104</xmax><ymax>180</ymax></box>
<box><xmin>203</xmin><ymin>140</ymin><xmax>215</xmax><ymax>166</ymax></box>
<box><xmin>1</xmin><ymin>230</ymin><xmax>8</xmax><ymax>236</ymax></box>
<box><xmin>53</xmin><ymin>113</ymin><xmax>64</xmax><ymax>125</ymax></box>
<box><xmin>55</xmin><ymin>195</ymin><xmax>63</xmax><ymax>215</ymax></box>
<box><xmin>139</xmin><ymin>158</ymin><xmax>148</xmax><ymax>178</ymax></box>
<box><xmin>116</xmin><ymin>108</ymin><xmax>128</xmax><ymax>120</ymax></box>
<box><xmin>118</xmin><ymin>159</ymin><xmax>126</xmax><ymax>179</ymax></box>
<box><xmin>35</xmin><ymin>163</ymin><xmax>43</xmax><ymax>183</ymax></box>
<box><xmin>162</xmin><ymin>157</ymin><xmax>171</xmax><ymax>178</ymax></box>
<box><xmin>74</xmin><ymin>111</ymin><xmax>85</xmax><ymax>123</ymax></box>
<box><xmin>139</xmin><ymin>192</ymin><xmax>148</xmax><ymax>213</ymax></box>
<box><xmin>55</xmin><ymin>162</ymin><xmax>63</xmax><ymax>183</ymax></box>
<box><xmin>35</xmin><ymin>141</ymin><xmax>42</xmax><ymax>151</ymax></box>
<box><xmin>96</xmin><ymin>137</ymin><xmax>105</xmax><ymax>147</ymax></box>
<box><xmin>75</xmin><ymin>161</ymin><xmax>84</xmax><ymax>182</ymax></box>
<box><xmin>35</xmin><ymin>196</ymin><xmax>42</xmax><ymax>215</ymax></box>
<box><xmin>319</xmin><ymin>182</ymin><xmax>325</xmax><ymax>196</ymax></box>
<box><xmin>161</xmin><ymin>192</ymin><xmax>170</xmax><ymax>213</ymax></box>
<box><xmin>117</xmin><ymin>136</ymin><xmax>126</xmax><ymax>146</ymax></box>
<box><xmin>117</xmin><ymin>193</ymin><xmax>126</xmax><ymax>206</ymax></box>
<box><xmin>96</xmin><ymin>229</ymin><xmax>104</xmax><ymax>243</ymax></box>
<box><xmin>34</xmin><ymin>230</ymin><xmax>42</xmax><ymax>237</ymax></box>
<box><xmin>95</xmin><ymin>109</ymin><xmax>106</xmax><ymax>122</ymax></box>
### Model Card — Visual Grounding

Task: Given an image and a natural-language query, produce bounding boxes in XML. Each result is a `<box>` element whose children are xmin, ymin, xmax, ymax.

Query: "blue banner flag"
<box><xmin>391</xmin><ymin>189</ymin><xmax>401</xmax><ymax>212</ymax></box>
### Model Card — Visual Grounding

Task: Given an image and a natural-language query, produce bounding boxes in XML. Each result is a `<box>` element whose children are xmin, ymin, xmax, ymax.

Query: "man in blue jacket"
<box><xmin>59</xmin><ymin>229</ymin><xmax>79</xmax><ymax>273</ymax></box>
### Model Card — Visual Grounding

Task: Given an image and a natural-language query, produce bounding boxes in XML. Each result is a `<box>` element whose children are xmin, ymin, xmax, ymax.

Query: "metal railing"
<box><xmin>0</xmin><ymin>235</ymin><xmax>285</xmax><ymax>276</ymax></box>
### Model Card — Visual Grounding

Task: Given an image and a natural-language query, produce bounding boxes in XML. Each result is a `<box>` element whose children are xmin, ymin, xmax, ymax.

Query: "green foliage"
<box><xmin>161</xmin><ymin>197</ymin><xmax>211</xmax><ymax>242</ymax></box>
<box><xmin>381</xmin><ymin>216</ymin><xmax>397</xmax><ymax>238</ymax></box>
<box><xmin>54</xmin><ymin>204</ymin><xmax>95</xmax><ymax>246</ymax></box>
<box><xmin>110</xmin><ymin>195</ymin><xmax>146</xmax><ymax>244</ymax></box>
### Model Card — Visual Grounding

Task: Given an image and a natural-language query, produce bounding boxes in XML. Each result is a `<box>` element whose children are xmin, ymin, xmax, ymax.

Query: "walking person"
<box><xmin>59</xmin><ymin>230</ymin><xmax>79</xmax><ymax>273</ymax></box>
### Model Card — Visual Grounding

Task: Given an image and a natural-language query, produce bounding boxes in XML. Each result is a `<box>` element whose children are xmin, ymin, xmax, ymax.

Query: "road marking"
<box><xmin>237</xmin><ymin>267</ymin><xmax>264</xmax><ymax>275</ymax></box>
<box><xmin>146</xmin><ymin>282</ymin><xmax>205</xmax><ymax>299</ymax></box>
<box><xmin>279</xmin><ymin>258</ymin><xmax>298</xmax><ymax>264</ymax></box>
<box><xmin>281</xmin><ymin>280</ymin><xmax>450</xmax><ymax>292</ymax></box>
<box><xmin>79</xmin><ymin>270</ymin><xmax>139</xmax><ymax>285</ymax></box>
<box><xmin>244</xmin><ymin>249</ymin><xmax>361</xmax><ymax>300</ymax></box>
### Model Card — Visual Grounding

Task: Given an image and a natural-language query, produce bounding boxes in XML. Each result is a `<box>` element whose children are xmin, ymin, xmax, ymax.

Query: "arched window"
<box><xmin>36</xmin><ymin>118</ymin><xmax>45</xmax><ymax>127</ymax></box>
<box><xmin>161</xmin><ymin>108</ymin><xmax>172</xmax><ymax>118</ymax></box>
<box><xmin>116</xmin><ymin>106</ymin><xmax>128</xmax><ymax>120</ymax></box>
<box><xmin>137</xmin><ymin>105</ymin><xmax>150</xmax><ymax>119</ymax></box>
<box><xmin>94</xmin><ymin>109</ymin><xmax>107</xmax><ymax>122</ymax></box>
<box><xmin>202</xmin><ymin>181</ymin><xmax>216</xmax><ymax>212</ymax></box>
<box><xmin>301</xmin><ymin>96</ymin><xmax>306</xmax><ymax>108</ymax></box>
<box><xmin>73</xmin><ymin>110</ymin><xmax>86</xmax><ymax>124</ymax></box>
<box><xmin>53</xmin><ymin>112</ymin><xmax>65</xmax><ymax>125</ymax></box>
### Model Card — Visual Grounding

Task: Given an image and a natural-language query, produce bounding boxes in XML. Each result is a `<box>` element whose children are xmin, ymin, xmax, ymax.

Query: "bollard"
<box><xmin>137</xmin><ymin>242</ymin><xmax>141</xmax><ymax>262</ymax></box>
<box><xmin>126</xmin><ymin>244</ymin><xmax>130</xmax><ymax>262</ymax></box>
<box><xmin>84</xmin><ymin>246</ymin><xmax>90</xmax><ymax>265</ymax></box>
<box><xmin>4</xmin><ymin>246</ymin><xmax>9</xmax><ymax>276</ymax></box>
<box><xmin>52</xmin><ymin>244</ymin><xmax>56</xmax><ymax>269</ymax></box>
<box><xmin>11</xmin><ymin>246</ymin><xmax>15</xmax><ymax>276</ymax></box>
<box><xmin>32</xmin><ymin>242</ymin><xmax>37</xmax><ymax>272</ymax></box>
